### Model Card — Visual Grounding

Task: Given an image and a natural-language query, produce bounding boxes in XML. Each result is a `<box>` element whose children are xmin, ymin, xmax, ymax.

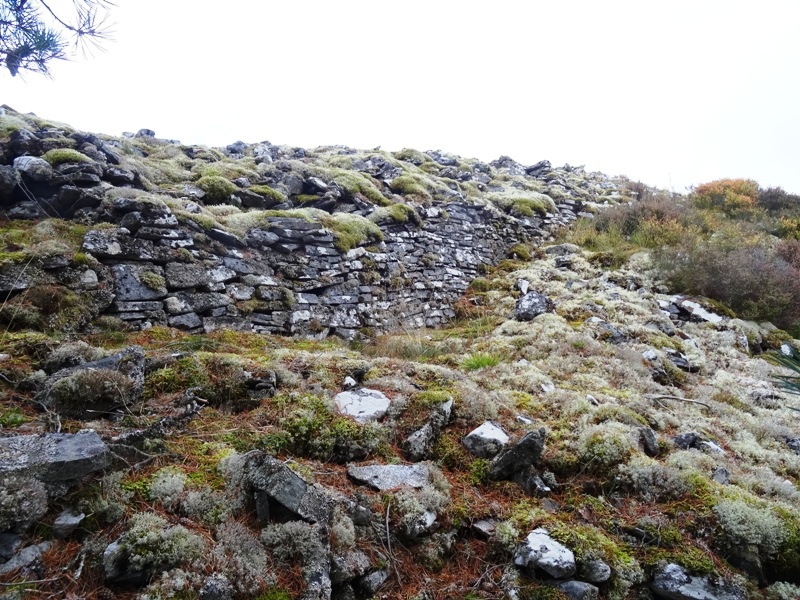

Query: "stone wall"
<box><xmin>80</xmin><ymin>198</ymin><xmax>584</xmax><ymax>339</ymax></box>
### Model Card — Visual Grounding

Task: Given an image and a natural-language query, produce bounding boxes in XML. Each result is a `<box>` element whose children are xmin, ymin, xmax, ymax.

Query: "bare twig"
<box><xmin>645</xmin><ymin>394</ymin><xmax>711</xmax><ymax>411</ymax></box>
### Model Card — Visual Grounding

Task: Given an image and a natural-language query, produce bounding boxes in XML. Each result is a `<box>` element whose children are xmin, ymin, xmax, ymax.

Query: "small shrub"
<box><xmin>261</xmin><ymin>520</ymin><xmax>321</xmax><ymax>561</ymax></box>
<box><xmin>693</xmin><ymin>178</ymin><xmax>760</xmax><ymax>217</ymax></box>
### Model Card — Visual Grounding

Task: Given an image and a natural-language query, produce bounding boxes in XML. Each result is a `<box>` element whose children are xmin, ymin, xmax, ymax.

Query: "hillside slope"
<box><xmin>1</xmin><ymin>107</ymin><xmax>799</xmax><ymax>600</ymax></box>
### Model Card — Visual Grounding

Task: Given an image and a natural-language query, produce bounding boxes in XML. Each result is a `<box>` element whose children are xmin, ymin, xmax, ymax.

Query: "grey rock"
<box><xmin>544</xmin><ymin>243</ymin><xmax>581</xmax><ymax>256</ymax></box>
<box><xmin>404</xmin><ymin>509</ymin><xmax>437</xmax><ymax>539</ymax></box>
<box><xmin>199</xmin><ymin>573</ymin><xmax>234</xmax><ymax>600</ymax></box>
<box><xmin>330</xmin><ymin>549</ymin><xmax>371</xmax><ymax>584</ymax></box>
<box><xmin>245</xmin><ymin>452</ymin><xmax>332</xmax><ymax>524</ymax></box>
<box><xmin>0</xmin><ymin>533</ymin><xmax>22</xmax><ymax>560</ymax></box>
<box><xmin>712</xmin><ymin>467</ymin><xmax>730</xmax><ymax>485</ymax></box>
<box><xmin>650</xmin><ymin>563</ymin><xmax>746</xmax><ymax>600</ymax></box>
<box><xmin>83</xmin><ymin>229</ymin><xmax>155</xmax><ymax>261</ymax></box>
<box><xmin>578</xmin><ymin>558</ymin><xmax>612</xmax><ymax>583</ymax></box>
<box><xmin>334</xmin><ymin>388</ymin><xmax>390</xmax><ymax>422</ymax></box>
<box><xmin>0</xmin><ymin>164</ymin><xmax>20</xmax><ymax>201</ymax></box>
<box><xmin>52</xmin><ymin>508</ymin><xmax>85</xmax><ymax>538</ymax></box>
<box><xmin>168</xmin><ymin>312</ymin><xmax>202</xmax><ymax>329</ymax></box>
<box><xmin>473</xmin><ymin>519</ymin><xmax>497</xmax><ymax>538</ymax></box>
<box><xmin>673</xmin><ymin>432</ymin><xmax>702</xmax><ymax>450</ymax></box>
<box><xmin>514</xmin><ymin>528</ymin><xmax>576</xmax><ymax>579</ymax></box>
<box><xmin>347</xmin><ymin>463</ymin><xmax>430</xmax><ymax>491</ymax></box>
<box><xmin>489</xmin><ymin>428</ymin><xmax>547</xmax><ymax>480</ymax></box>
<box><xmin>463</xmin><ymin>421</ymin><xmax>510</xmax><ymax>458</ymax></box>
<box><xmin>102</xmin><ymin>540</ymin><xmax>125</xmax><ymax>580</ymax></box>
<box><xmin>13</xmin><ymin>156</ymin><xmax>53</xmax><ymax>182</ymax></box>
<box><xmin>515</xmin><ymin>291</ymin><xmax>554</xmax><ymax>321</ymax></box>
<box><xmin>403</xmin><ymin>400</ymin><xmax>453</xmax><ymax>461</ymax></box>
<box><xmin>164</xmin><ymin>262</ymin><xmax>208</xmax><ymax>288</ymax></box>
<box><xmin>679</xmin><ymin>299</ymin><xmax>724</xmax><ymax>324</ymax></box>
<box><xmin>112</xmin><ymin>263</ymin><xmax>167</xmax><ymax>301</ymax></box>
<box><xmin>355</xmin><ymin>569</ymin><xmax>389</xmax><ymax>596</ymax></box>
<box><xmin>556</xmin><ymin>580</ymin><xmax>599</xmax><ymax>600</ymax></box>
<box><xmin>512</xmin><ymin>466</ymin><xmax>551</xmax><ymax>497</ymax></box>
<box><xmin>639</xmin><ymin>427</ymin><xmax>660</xmax><ymax>457</ymax></box>
<box><xmin>0</xmin><ymin>541</ymin><xmax>51</xmax><ymax>577</ymax></box>
<box><xmin>0</xmin><ymin>431</ymin><xmax>109</xmax><ymax>484</ymax></box>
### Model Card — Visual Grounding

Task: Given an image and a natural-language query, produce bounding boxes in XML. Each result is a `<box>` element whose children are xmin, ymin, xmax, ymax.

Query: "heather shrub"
<box><xmin>693</xmin><ymin>178</ymin><xmax>760</xmax><ymax>217</ymax></box>
<box><xmin>653</xmin><ymin>234</ymin><xmax>800</xmax><ymax>331</ymax></box>
<box><xmin>577</xmin><ymin>422</ymin><xmax>636</xmax><ymax>472</ymax></box>
<box><xmin>759</xmin><ymin>186</ymin><xmax>800</xmax><ymax>213</ymax></box>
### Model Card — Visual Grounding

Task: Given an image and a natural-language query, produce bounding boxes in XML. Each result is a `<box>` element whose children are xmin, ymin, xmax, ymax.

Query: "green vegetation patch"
<box><xmin>41</xmin><ymin>148</ymin><xmax>94</xmax><ymax>166</ymax></box>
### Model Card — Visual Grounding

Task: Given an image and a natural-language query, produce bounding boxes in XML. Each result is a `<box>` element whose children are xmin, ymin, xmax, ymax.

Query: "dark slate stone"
<box><xmin>673</xmin><ymin>432</ymin><xmax>701</xmax><ymax>450</ymax></box>
<box><xmin>168</xmin><ymin>312</ymin><xmax>202</xmax><ymax>329</ymax></box>
<box><xmin>245</xmin><ymin>452</ymin><xmax>332</xmax><ymax>524</ymax></box>
<box><xmin>556</xmin><ymin>580</ymin><xmax>599</xmax><ymax>600</ymax></box>
<box><xmin>0</xmin><ymin>431</ymin><xmax>109</xmax><ymax>483</ymax></box>
<box><xmin>488</xmin><ymin>428</ymin><xmax>547</xmax><ymax>480</ymax></box>
<box><xmin>514</xmin><ymin>292</ymin><xmax>554</xmax><ymax>321</ymax></box>
<box><xmin>639</xmin><ymin>427</ymin><xmax>660</xmax><ymax>457</ymax></box>
<box><xmin>650</xmin><ymin>563</ymin><xmax>746</xmax><ymax>600</ymax></box>
<box><xmin>112</xmin><ymin>264</ymin><xmax>167</xmax><ymax>301</ymax></box>
<box><xmin>83</xmin><ymin>229</ymin><xmax>155</xmax><ymax>261</ymax></box>
<box><xmin>207</xmin><ymin>228</ymin><xmax>245</xmax><ymax>247</ymax></box>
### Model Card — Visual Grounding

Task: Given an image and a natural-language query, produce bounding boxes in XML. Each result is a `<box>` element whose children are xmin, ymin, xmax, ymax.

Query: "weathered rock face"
<box><xmin>650</xmin><ymin>563</ymin><xmax>747</xmax><ymax>600</ymax></box>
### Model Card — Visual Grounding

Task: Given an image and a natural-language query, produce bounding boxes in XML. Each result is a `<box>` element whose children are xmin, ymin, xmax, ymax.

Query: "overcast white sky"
<box><xmin>4</xmin><ymin>1</ymin><xmax>800</xmax><ymax>193</ymax></box>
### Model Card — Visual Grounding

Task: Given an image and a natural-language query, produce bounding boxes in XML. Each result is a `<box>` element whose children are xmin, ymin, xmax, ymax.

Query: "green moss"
<box><xmin>139</xmin><ymin>271</ymin><xmax>166</xmax><ymax>291</ymax></box>
<box><xmin>320</xmin><ymin>212</ymin><xmax>384</xmax><ymax>253</ymax></box>
<box><xmin>327</xmin><ymin>169</ymin><xmax>390</xmax><ymax>206</ymax></box>
<box><xmin>507</xmin><ymin>243</ymin><xmax>532</xmax><ymax>260</ymax></box>
<box><xmin>389</xmin><ymin>174</ymin><xmax>432</xmax><ymax>200</ymax></box>
<box><xmin>0</xmin><ymin>408</ymin><xmax>26</xmax><ymax>428</ymax></box>
<box><xmin>249</xmin><ymin>185</ymin><xmax>287</xmax><ymax>203</ymax></box>
<box><xmin>413</xmin><ymin>389</ymin><xmax>454</xmax><ymax>407</ymax></box>
<box><xmin>41</xmin><ymin>148</ymin><xmax>94</xmax><ymax>166</ymax></box>
<box><xmin>294</xmin><ymin>194</ymin><xmax>321</xmax><ymax>204</ymax></box>
<box><xmin>195</xmin><ymin>175</ymin><xmax>238</xmax><ymax>203</ymax></box>
<box><xmin>394</xmin><ymin>148</ymin><xmax>430</xmax><ymax>165</ymax></box>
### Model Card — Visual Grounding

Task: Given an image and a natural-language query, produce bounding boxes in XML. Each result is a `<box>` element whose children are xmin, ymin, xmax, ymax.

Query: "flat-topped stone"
<box><xmin>347</xmin><ymin>463</ymin><xmax>430</xmax><ymax>491</ymax></box>
<box><xmin>335</xmin><ymin>388</ymin><xmax>390</xmax><ymax>422</ymax></box>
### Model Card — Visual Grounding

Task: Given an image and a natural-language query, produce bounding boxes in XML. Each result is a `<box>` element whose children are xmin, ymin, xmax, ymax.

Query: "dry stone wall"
<box><xmin>0</xmin><ymin>106</ymin><xmax>623</xmax><ymax>338</ymax></box>
<box><xmin>80</xmin><ymin>198</ymin><xmax>584</xmax><ymax>339</ymax></box>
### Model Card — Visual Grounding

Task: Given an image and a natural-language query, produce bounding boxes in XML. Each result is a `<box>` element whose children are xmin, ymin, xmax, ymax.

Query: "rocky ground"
<box><xmin>1</xmin><ymin>107</ymin><xmax>800</xmax><ymax>600</ymax></box>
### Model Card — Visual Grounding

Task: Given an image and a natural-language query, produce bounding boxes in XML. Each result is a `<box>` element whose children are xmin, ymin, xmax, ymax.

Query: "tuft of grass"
<box><xmin>461</xmin><ymin>352</ymin><xmax>501</xmax><ymax>371</ymax></box>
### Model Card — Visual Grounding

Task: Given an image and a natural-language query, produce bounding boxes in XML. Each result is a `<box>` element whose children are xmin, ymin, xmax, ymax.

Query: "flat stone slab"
<box><xmin>335</xmin><ymin>388</ymin><xmax>390</xmax><ymax>422</ymax></box>
<box><xmin>0</xmin><ymin>431</ymin><xmax>110</xmax><ymax>483</ymax></box>
<box><xmin>347</xmin><ymin>463</ymin><xmax>430</xmax><ymax>491</ymax></box>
